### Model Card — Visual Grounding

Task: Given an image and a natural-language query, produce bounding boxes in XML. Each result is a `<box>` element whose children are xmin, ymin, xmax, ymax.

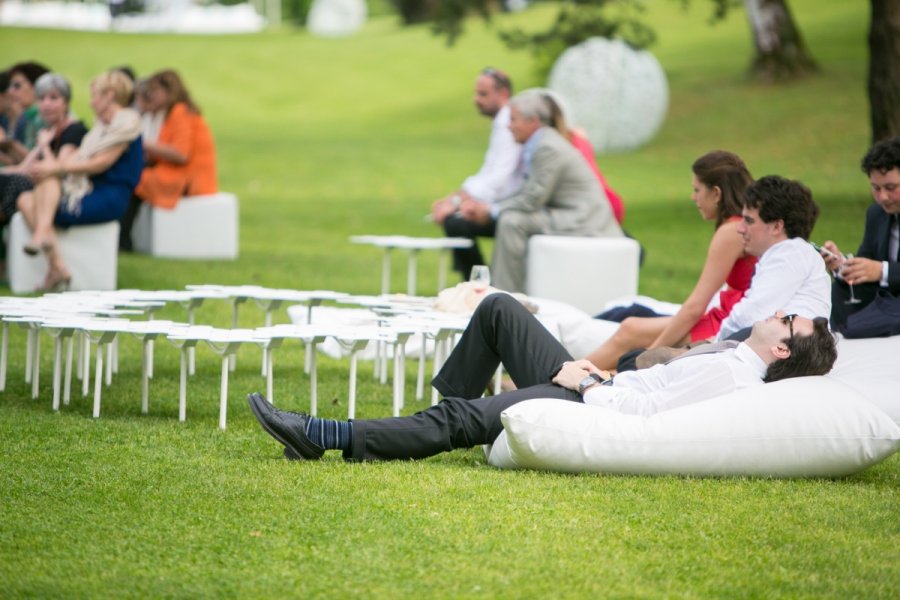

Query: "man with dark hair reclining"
<box><xmin>247</xmin><ymin>294</ymin><xmax>837</xmax><ymax>463</ymax></box>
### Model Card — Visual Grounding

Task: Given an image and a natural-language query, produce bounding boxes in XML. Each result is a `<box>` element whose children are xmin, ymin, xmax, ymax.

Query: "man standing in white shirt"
<box><xmin>247</xmin><ymin>294</ymin><xmax>836</xmax><ymax>462</ymax></box>
<box><xmin>431</xmin><ymin>67</ymin><xmax>523</xmax><ymax>280</ymax></box>
<box><xmin>715</xmin><ymin>175</ymin><xmax>832</xmax><ymax>340</ymax></box>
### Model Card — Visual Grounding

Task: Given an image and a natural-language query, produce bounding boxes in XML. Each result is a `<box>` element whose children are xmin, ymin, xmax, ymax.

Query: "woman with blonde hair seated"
<box><xmin>16</xmin><ymin>70</ymin><xmax>143</xmax><ymax>291</ymax></box>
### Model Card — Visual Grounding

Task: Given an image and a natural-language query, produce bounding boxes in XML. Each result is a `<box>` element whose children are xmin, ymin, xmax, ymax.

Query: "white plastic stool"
<box><xmin>7</xmin><ymin>213</ymin><xmax>120</xmax><ymax>294</ymax></box>
<box><xmin>132</xmin><ymin>192</ymin><xmax>238</xmax><ymax>259</ymax></box>
<box><xmin>526</xmin><ymin>235</ymin><xmax>640</xmax><ymax>316</ymax></box>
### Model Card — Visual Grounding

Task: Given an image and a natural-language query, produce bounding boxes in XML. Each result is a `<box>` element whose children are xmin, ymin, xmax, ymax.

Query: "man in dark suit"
<box><xmin>822</xmin><ymin>137</ymin><xmax>900</xmax><ymax>333</ymax></box>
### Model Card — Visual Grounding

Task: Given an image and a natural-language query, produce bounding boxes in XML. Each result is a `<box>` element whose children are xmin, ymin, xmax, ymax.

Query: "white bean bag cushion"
<box><xmin>827</xmin><ymin>335</ymin><xmax>900</xmax><ymax>425</ymax></box>
<box><xmin>487</xmin><ymin>377</ymin><xmax>900</xmax><ymax>477</ymax></box>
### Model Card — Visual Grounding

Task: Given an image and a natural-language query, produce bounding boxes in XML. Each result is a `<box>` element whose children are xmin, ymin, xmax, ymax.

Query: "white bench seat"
<box><xmin>7</xmin><ymin>212</ymin><xmax>119</xmax><ymax>294</ymax></box>
<box><xmin>132</xmin><ymin>192</ymin><xmax>238</xmax><ymax>260</ymax></box>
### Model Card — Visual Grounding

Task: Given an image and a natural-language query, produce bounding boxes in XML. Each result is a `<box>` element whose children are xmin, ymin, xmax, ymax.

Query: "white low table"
<box><xmin>350</xmin><ymin>235</ymin><xmax>474</xmax><ymax>296</ymax></box>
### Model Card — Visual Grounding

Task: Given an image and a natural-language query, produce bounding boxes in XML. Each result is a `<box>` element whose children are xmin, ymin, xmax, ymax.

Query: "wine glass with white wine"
<box><xmin>842</xmin><ymin>254</ymin><xmax>862</xmax><ymax>304</ymax></box>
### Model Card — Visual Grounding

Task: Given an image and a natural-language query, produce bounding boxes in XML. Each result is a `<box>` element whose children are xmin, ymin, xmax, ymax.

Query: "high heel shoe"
<box><xmin>24</xmin><ymin>241</ymin><xmax>53</xmax><ymax>257</ymax></box>
<box><xmin>36</xmin><ymin>269</ymin><xmax>72</xmax><ymax>293</ymax></box>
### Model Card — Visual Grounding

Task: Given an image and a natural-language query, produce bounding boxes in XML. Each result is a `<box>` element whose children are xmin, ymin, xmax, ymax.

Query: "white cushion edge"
<box><xmin>489</xmin><ymin>377</ymin><xmax>900</xmax><ymax>478</ymax></box>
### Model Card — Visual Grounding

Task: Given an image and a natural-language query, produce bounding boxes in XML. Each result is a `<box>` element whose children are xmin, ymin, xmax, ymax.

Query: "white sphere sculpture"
<box><xmin>307</xmin><ymin>0</ymin><xmax>367</xmax><ymax>37</ymax></box>
<box><xmin>548</xmin><ymin>37</ymin><xmax>669</xmax><ymax>153</ymax></box>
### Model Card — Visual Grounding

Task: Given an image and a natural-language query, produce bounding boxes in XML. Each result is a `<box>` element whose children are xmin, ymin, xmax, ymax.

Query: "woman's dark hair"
<box><xmin>148</xmin><ymin>69</ymin><xmax>200</xmax><ymax>114</ymax></box>
<box><xmin>763</xmin><ymin>317</ymin><xmax>836</xmax><ymax>383</ymax></box>
<box><xmin>9</xmin><ymin>61</ymin><xmax>51</xmax><ymax>85</ymax></box>
<box><xmin>692</xmin><ymin>150</ymin><xmax>753</xmax><ymax>228</ymax></box>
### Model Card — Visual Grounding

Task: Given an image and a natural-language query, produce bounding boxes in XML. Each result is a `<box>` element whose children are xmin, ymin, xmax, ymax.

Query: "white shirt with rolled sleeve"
<box><xmin>460</xmin><ymin>105</ymin><xmax>523</xmax><ymax>204</ymax></box>
<box><xmin>715</xmin><ymin>237</ymin><xmax>831</xmax><ymax>340</ymax></box>
<box><xmin>582</xmin><ymin>343</ymin><xmax>768</xmax><ymax>417</ymax></box>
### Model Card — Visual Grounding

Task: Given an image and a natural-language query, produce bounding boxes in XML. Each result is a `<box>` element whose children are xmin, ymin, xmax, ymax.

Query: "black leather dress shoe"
<box><xmin>284</xmin><ymin>446</ymin><xmax>302</xmax><ymax>461</ymax></box>
<box><xmin>246</xmin><ymin>392</ymin><xmax>325</xmax><ymax>460</ymax></box>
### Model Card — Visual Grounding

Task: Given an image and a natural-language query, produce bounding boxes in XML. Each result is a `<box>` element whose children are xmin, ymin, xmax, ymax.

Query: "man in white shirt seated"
<box><xmin>715</xmin><ymin>174</ymin><xmax>831</xmax><ymax>340</ymax></box>
<box><xmin>431</xmin><ymin>67</ymin><xmax>523</xmax><ymax>281</ymax></box>
<box><xmin>247</xmin><ymin>294</ymin><xmax>836</xmax><ymax>462</ymax></box>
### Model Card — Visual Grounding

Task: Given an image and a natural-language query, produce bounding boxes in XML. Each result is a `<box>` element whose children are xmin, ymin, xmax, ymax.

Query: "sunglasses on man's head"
<box><xmin>780</xmin><ymin>313</ymin><xmax>797</xmax><ymax>340</ymax></box>
<box><xmin>481</xmin><ymin>67</ymin><xmax>510</xmax><ymax>89</ymax></box>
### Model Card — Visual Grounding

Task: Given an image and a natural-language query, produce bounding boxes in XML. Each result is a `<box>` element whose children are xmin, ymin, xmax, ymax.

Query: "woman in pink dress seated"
<box><xmin>543</xmin><ymin>93</ymin><xmax>625</xmax><ymax>224</ymax></box>
<box><xmin>584</xmin><ymin>150</ymin><xmax>757</xmax><ymax>371</ymax></box>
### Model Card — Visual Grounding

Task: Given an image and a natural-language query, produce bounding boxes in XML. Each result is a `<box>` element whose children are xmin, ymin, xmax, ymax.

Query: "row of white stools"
<box><xmin>0</xmin><ymin>287</ymin><xmax>473</xmax><ymax>429</ymax></box>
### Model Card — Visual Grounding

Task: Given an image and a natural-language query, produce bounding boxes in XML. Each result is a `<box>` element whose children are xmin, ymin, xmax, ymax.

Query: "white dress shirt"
<box><xmin>716</xmin><ymin>237</ymin><xmax>831</xmax><ymax>340</ymax></box>
<box><xmin>460</xmin><ymin>105</ymin><xmax>523</xmax><ymax>204</ymax></box>
<box><xmin>582</xmin><ymin>343</ymin><xmax>768</xmax><ymax>417</ymax></box>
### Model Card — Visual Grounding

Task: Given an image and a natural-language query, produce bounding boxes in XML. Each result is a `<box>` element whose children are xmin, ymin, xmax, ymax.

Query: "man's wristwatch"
<box><xmin>577</xmin><ymin>373</ymin><xmax>604</xmax><ymax>395</ymax></box>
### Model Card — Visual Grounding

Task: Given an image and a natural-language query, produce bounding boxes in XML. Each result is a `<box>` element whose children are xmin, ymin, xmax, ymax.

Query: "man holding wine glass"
<box><xmin>820</xmin><ymin>136</ymin><xmax>900</xmax><ymax>335</ymax></box>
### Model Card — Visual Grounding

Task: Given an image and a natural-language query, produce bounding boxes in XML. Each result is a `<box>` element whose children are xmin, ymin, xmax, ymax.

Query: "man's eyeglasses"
<box><xmin>481</xmin><ymin>67</ymin><xmax>510</xmax><ymax>91</ymax></box>
<box><xmin>781</xmin><ymin>313</ymin><xmax>797</xmax><ymax>340</ymax></box>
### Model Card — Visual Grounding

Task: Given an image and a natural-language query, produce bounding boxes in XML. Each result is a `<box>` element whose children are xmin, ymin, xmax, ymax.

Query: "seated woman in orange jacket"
<box><xmin>135</xmin><ymin>69</ymin><xmax>217</xmax><ymax>209</ymax></box>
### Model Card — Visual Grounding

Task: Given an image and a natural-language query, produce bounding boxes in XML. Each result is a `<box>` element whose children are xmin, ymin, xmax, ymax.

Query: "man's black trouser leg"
<box><xmin>118</xmin><ymin>195</ymin><xmax>142</xmax><ymax>251</ymax></box>
<box><xmin>345</xmin><ymin>293</ymin><xmax>579</xmax><ymax>462</ymax></box>
<box><xmin>346</xmin><ymin>384</ymin><xmax>581</xmax><ymax>461</ymax></box>
<box><xmin>830</xmin><ymin>280</ymin><xmax>878</xmax><ymax>332</ymax></box>
<box><xmin>432</xmin><ymin>293</ymin><xmax>574</xmax><ymax>400</ymax></box>
<box><xmin>443</xmin><ymin>214</ymin><xmax>496</xmax><ymax>279</ymax></box>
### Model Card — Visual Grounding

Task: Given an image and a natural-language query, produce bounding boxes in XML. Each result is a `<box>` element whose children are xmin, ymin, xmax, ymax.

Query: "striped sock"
<box><xmin>304</xmin><ymin>417</ymin><xmax>353</xmax><ymax>451</ymax></box>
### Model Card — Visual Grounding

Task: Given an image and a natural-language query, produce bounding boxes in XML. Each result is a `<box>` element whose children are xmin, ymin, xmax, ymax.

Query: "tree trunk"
<box><xmin>743</xmin><ymin>0</ymin><xmax>818</xmax><ymax>81</ymax></box>
<box><xmin>869</xmin><ymin>0</ymin><xmax>900</xmax><ymax>142</ymax></box>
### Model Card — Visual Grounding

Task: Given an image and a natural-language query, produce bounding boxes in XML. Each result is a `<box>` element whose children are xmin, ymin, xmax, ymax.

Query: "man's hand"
<box><xmin>840</xmin><ymin>255</ymin><xmax>882</xmax><ymax>285</ymax></box>
<box><xmin>431</xmin><ymin>197</ymin><xmax>456</xmax><ymax>225</ymax></box>
<box><xmin>459</xmin><ymin>197</ymin><xmax>492</xmax><ymax>225</ymax></box>
<box><xmin>552</xmin><ymin>360</ymin><xmax>608</xmax><ymax>391</ymax></box>
<box><xmin>821</xmin><ymin>241</ymin><xmax>844</xmax><ymax>272</ymax></box>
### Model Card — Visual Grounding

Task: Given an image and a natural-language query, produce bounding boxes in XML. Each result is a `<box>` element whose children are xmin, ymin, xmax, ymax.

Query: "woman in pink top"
<box><xmin>543</xmin><ymin>94</ymin><xmax>625</xmax><ymax>224</ymax></box>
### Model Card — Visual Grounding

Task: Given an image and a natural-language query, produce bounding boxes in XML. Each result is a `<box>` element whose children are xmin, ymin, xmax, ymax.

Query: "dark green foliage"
<box><xmin>499</xmin><ymin>0</ymin><xmax>656</xmax><ymax>77</ymax></box>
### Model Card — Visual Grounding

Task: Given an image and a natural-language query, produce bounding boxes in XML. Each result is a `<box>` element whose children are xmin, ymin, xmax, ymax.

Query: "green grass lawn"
<box><xmin>1</xmin><ymin>1</ymin><xmax>898</xmax><ymax>597</ymax></box>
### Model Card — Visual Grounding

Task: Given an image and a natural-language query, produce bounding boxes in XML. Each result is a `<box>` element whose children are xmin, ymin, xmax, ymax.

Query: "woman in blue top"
<box><xmin>17</xmin><ymin>70</ymin><xmax>142</xmax><ymax>291</ymax></box>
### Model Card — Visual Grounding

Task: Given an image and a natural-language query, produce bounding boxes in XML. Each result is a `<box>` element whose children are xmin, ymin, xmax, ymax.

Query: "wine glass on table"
<box><xmin>470</xmin><ymin>265</ymin><xmax>491</xmax><ymax>292</ymax></box>
<box><xmin>841</xmin><ymin>253</ymin><xmax>862</xmax><ymax>304</ymax></box>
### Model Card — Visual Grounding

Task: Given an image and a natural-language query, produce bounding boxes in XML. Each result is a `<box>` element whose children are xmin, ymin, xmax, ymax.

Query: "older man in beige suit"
<box><xmin>460</xmin><ymin>90</ymin><xmax>623</xmax><ymax>292</ymax></box>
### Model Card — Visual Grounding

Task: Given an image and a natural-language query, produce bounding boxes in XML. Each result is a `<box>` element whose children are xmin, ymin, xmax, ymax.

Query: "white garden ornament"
<box><xmin>307</xmin><ymin>0</ymin><xmax>366</xmax><ymax>37</ymax></box>
<box><xmin>548</xmin><ymin>37</ymin><xmax>669</xmax><ymax>153</ymax></box>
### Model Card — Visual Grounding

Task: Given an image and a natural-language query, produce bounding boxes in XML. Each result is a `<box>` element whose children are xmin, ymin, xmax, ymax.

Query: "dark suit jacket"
<box><xmin>831</xmin><ymin>203</ymin><xmax>900</xmax><ymax>330</ymax></box>
<box><xmin>857</xmin><ymin>203</ymin><xmax>900</xmax><ymax>294</ymax></box>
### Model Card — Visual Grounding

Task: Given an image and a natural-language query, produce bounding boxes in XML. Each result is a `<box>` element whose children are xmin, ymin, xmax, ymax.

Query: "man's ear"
<box><xmin>771</xmin><ymin>341</ymin><xmax>791</xmax><ymax>361</ymax></box>
<box><xmin>770</xmin><ymin>218</ymin><xmax>786</xmax><ymax>235</ymax></box>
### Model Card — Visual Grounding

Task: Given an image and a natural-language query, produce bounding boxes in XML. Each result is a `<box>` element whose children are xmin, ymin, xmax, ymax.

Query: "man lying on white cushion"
<box><xmin>246</xmin><ymin>293</ymin><xmax>837</xmax><ymax>462</ymax></box>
